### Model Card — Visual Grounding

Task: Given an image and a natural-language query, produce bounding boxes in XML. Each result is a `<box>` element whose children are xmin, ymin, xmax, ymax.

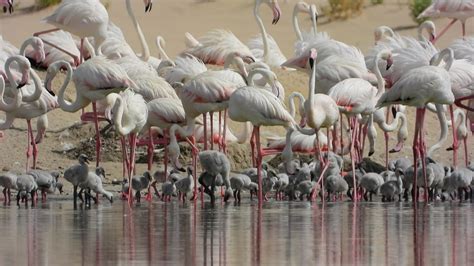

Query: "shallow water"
<box><xmin>0</xmin><ymin>200</ymin><xmax>473</xmax><ymax>265</ymax></box>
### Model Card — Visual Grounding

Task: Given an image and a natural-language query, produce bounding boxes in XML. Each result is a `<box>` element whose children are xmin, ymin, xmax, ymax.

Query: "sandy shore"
<box><xmin>0</xmin><ymin>0</ymin><xmax>472</xmax><ymax>184</ymax></box>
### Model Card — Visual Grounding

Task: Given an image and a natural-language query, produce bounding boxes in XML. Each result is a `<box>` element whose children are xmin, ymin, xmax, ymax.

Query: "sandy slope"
<box><xmin>0</xmin><ymin>0</ymin><xmax>472</xmax><ymax>183</ymax></box>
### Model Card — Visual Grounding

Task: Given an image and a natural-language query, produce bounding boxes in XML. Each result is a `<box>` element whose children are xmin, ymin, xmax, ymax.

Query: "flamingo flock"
<box><xmin>0</xmin><ymin>0</ymin><xmax>473</xmax><ymax>209</ymax></box>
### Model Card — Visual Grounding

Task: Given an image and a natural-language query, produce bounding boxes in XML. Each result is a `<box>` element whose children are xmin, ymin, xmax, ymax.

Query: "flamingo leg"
<box><xmin>222</xmin><ymin>109</ymin><xmax>227</xmax><ymax>154</ymax></box>
<box><xmin>250</xmin><ymin>126</ymin><xmax>257</xmax><ymax>168</ymax></box>
<box><xmin>463</xmin><ymin>136</ymin><xmax>468</xmax><ymax>167</ymax></box>
<box><xmin>340</xmin><ymin>117</ymin><xmax>344</xmax><ymax>155</ymax></box>
<box><xmin>203</xmin><ymin>114</ymin><xmax>208</xmax><ymax>150</ymax></box>
<box><xmin>92</xmin><ymin>102</ymin><xmax>101</xmax><ymax>167</ymax></box>
<box><xmin>418</xmin><ymin>108</ymin><xmax>429</xmax><ymax>202</ymax></box>
<box><xmin>189</xmin><ymin>136</ymin><xmax>198</xmax><ymax>203</ymax></box>
<box><xmin>332</xmin><ymin>124</ymin><xmax>338</xmax><ymax>153</ymax></box>
<box><xmin>147</xmin><ymin>129</ymin><xmax>154</xmax><ymax>171</ymax></box>
<box><xmin>349</xmin><ymin>117</ymin><xmax>358</xmax><ymax>202</ymax></box>
<box><xmin>449</xmin><ymin>105</ymin><xmax>458</xmax><ymax>167</ymax></box>
<box><xmin>432</xmin><ymin>19</ymin><xmax>458</xmax><ymax>44</ymax></box>
<box><xmin>462</xmin><ymin>22</ymin><xmax>466</xmax><ymax>39</ymax></box>
<box><xmin>164</xmin><ymin>129</ymin><xmax>169</xmax><ymax>177</ymax></box>
<box><xmin>255</xmin><ymin>126</ymin><xmax>263</xmax><ymax>204</ymax></box>
<box><xmin>121</xmin><ymin>136</ymin><xmax>130</xmax><ymax>179</ymax></box>
<box><xmin>218</xmin><ymin>111</ymin><xmax>222</xmax><ymax>152</ymax></box>
<box><xmin>412</xmin><ymin>108</ymin><xmax>423</xmax><ymax>203</ymax></box>
<box><xmin>128</xmin><ymin>133</ymin><xmax>138</xmax><ymax>205</ymax></box>
<box><xmin>25</xmin><ymin>120</ymin><xmax>33</xmax><ymax>171</ymax></box>
<box><xmin>210</xmin><ymin>112</ymin><xmax>214</xmax><ymax>150</ymax></box>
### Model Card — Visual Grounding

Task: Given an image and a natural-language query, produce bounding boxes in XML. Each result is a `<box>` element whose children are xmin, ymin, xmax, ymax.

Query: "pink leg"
<box><xmin>255</xmin><ymin>126</ymin><xmax>263</xmax><ymax>204</ymax></box>
<box><xmin>349</xmin><ymin>117</ymin><xmax>358</xmax><ymax>202</ymax></box>
<box><xmin>164</xmin><ymin>130</ymin><xmax>169</xmax><ymax>180</ymax></box>
<box><xmin>189</xmin><ymin>136</ymin><xmax>198</xmax><ymax>202</ymax></box>
<box><xmin>463</xmin><ymin>137</ymin><xmax>468</xmax><ymax>167</ymax></box>
<box><xmin>80</xmin><ymin>38</ymin><xmax>84</xmax><ymax>64</ymax></box>
<box><xmin>340</xmin><ymin>118</ymin><xmax>344</xmax><ymax>155</ymax></box>
<box><xmin>449</xmin><ymin>105</ymin><xmax>458</xmax><ymax>167</ymax></box>
<box><xmin>92</xmin><ymin>102</ymin><xmax>101</xmax><ymax>167</ymax></box>
<box><xmin>121</xmin><ymin>136</ymin><xmax>130</xmax><ymax>178</ymax></box>
<box><xmin>331</xmin><ymin>125</ymin><xmax>338</xmax><ymax>153</ymax></box>
<box><xmin>29</xmin><ymin>121</ymin><xmax>39</xmax><ymax>170</ymax></box>
<box><xmin>203</xmin><ymin>114</ymin><xmax>208</xmax><ymax>150</ymax></box>
<box><xmin>210</xmin><ymin>112</ymin><xmax>214</xmax><ymax>150</ymax></box>
<box><xmin>218</xmin><ymin>111</ymin><xmax>222</xmax><ymax>152</ymax></box>
<box><xmin>432</xmin><ymin>19</ymin><xmax>458</xmax><ymax>44</ymax></box>
<box><xmin>462</xmin><ymin>22</ymin><xmax>466</xmax><ymax>39</ymax></box>
<box><xmin>418</xmin><ymin>108</ymin><xmax>429</xmax><ymax>202</ymax></box>
<box><xmin>250</xmin><ymin>126</ymin><xmax>257</xmax><ymax>168</ymax></box>
<box><xmin>25</xmin><ymin>120</ymin><xmax>33</xmax><ymax>171</ymax></box>
<box><xmin>222</xmin><ymin>109</ymin><xmax>228</xmax><ymax>154</ymax></box>
<box><xmin>147</xmin><ymin>129</ymin><xmax>154</xmax><ymax>171</ymax></box>
<box><xmin>412</xmin><ymin>109</ymin><xmax>422</xmax><ymax>203</ymax></box>
<box><xmin>128</xmin><ymin>133</ymin><xmax>138</xmax><ymax>205</ymax></box>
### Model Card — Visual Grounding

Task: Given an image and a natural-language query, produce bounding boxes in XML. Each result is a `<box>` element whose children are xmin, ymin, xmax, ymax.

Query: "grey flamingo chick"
<box><xmin>358</xmin><ymin>172</ymin><xmax>384</xmax><ymax>201</ymax></box>
<box><xmin>79</xmin><ymin>167</ymin><xmax>113</xmax><ymax>206</ymax></box>
<box><xmin>199</xmin><ymin>150</ymin><xmax>232</xmax><ymax>204</ymax></box>
<box><xmin>297</xmin><ymin>180</ymin><xmax>315</xmax><ymax>201</ymax></box>
<box><xmin>230</xmin><ymin>173</ymin><xmax>252</xmax><ymax>202</ymax></box>
<box><xmin>161</xmin><ymin>177</ymin><xmax>177</xmax><ymax>202</ymax></box>
<box><xmin>326</xmin><ymin>175</ymin><xmax>349</xmax><ymax>201</ymax></box>
<box><xmin>27</xmin><ymin>170</ymin><xmax>60</xmax><ymax>201</ymax></box>
<box><xmin>16</xmin><ymin>174</ymin><xmax>38</xmax><ymax>207</ymax></box>
<box><xmin>380</xmin><ymin>169</ymin><xmax>404</xmax><ymax>202</ymax></box>
<box><xmin>64</xmin><ymin>154</ymin><xmax>90</xmax><ymax>209</ymax></box>
<box><xmin>0</xmin><ymin>172</ymin><xmax>18</xmax><ymax>203</ymax></box>
<box><xmin>174</xmin><ymin>167</ymin><xmax>195</xmax><ymax>202</ymax></box>
<box><xmin>132</xmin><ymin>171</ymin><xmax>152</xmax><ymax>203</ymax></box>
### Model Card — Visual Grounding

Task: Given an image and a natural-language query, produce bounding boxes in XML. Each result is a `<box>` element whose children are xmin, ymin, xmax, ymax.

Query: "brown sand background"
<box><xmin>0</xmin><ymin>0</ymin><xmax>472</xmax><ymax>185</ymax></box>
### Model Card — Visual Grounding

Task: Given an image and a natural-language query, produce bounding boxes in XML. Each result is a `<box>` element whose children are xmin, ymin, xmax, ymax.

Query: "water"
<box><xmin>0</xmin><ymin>201</ymin><xmax>473</xmax><ymax>265</ymax></box>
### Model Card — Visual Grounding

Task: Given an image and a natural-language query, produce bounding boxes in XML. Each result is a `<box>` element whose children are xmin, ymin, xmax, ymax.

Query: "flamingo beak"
<box><xmin>144</xmin><ymin>0</ymin><xmax>153</xmax><ymax>12</ymax></box>
<box><xmin>429</xmin><ymin>33</ymin><xmax>436</xmax><ymax>43</ymax></box>
<box><xmin>243</xmin><ymin>56</ymin><xmax>256</xmax><ymax>64</ymax></box>
<box><xmin>44</xmin><ymin>76</ymin><xmax>56</xmax><ymax>97</ymax></box>
<box><xmin>386</xmin><ymin>57</ymin><xmax>393</xmax><ymax>71</ymax></box>
<box><xmin>389</xmin><ymin>140</ymin><xmax>404</xmax><ymax>153</ymax></box>
<box><xmin>271</xmin><ymin>1</ymin><xmax>281</xmax><ymax>25</ymax></box>
<box><xmin>17</xmin><ymin>71</ymin><xmax>29</xmax><ymax>89</ymax></box>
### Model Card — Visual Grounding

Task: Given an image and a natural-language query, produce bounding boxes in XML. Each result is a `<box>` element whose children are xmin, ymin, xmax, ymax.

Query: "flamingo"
<box><xmin>44</xmin><ymin>58</ymin><xmax>131</xmax><ymax>167</ymax></box>
<box><xmin>182</xmin><ymin>0</ymin><xmax>281</xmax><ymax>65</ymax></box>
<box><xmin>228</xmin><ymin>68</ymin><xmax>297</xmax><ymax>202</ymax></box>
<box><xmin>172</xmin><ymin>53</ymin><xmax>249</xmax><ymax>152</ymax></box>
<box><xmin>247</xmin><ymin>0</ymin><xmax>286</xmax><ymax>67</ymax></box>
<box><xmin>376</xmin><ymin>57</ymin><xmax>455</xmax><ymax>202</ymax></box>
<box><xmin>64</xmin><ymin>154</ymin><xmax>90</xmax><ymax>209</ymax></box>
<box><xmin>36</xmin><ymin>0</ymin><xmax>110</xmax><ymax>64</ymax></box>
<box><xmin>1</xmin><ymin>56</ymin><xmax>57</xmax><ymax>171</ymax></box>
<box><xmin>110</xmin><ymin>90</ymin><xmax>148</xmax><ymax>204</ymax></box>
<box><xmin>446</xmin><ymin>108</ymin><xmax>469</xmax><ymax>166</ymax></box>
<box><xmin>418</xmin><ymin>0</ymin><xmax>474</xmax><ymax>43</ymax></box>
<box><xmin>327</xmin><ymin>49</ymin><xmax>393</xmax><ymax>201</ymax></box>
<box><xmin>1</xmin><ymin>0</ymin><xmax>13</xmax><ymax>14</ymax></box>
<box><xmin>450</xmin><ymin>36</ymin><xmax>474</xmax><ymax>63</ymax></box>
<box><xmin>282</xmin><ymin>49</ymin><xmax>340</xmax><ymax>201</ymax></box>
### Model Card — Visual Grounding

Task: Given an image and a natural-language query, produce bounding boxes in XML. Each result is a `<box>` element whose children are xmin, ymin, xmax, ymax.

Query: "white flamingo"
<box><xmin>44</xmin><ymin>58</ymin><xmax>131</xmax><ymax>167</ymax></box>
<box><xmin>376</xmin><ymin>55</ymin><xmax>455</xmax><ymax>202</ymax></box>
<box><xmin>37</xmin><ymin>0</ymin><xmax>109</xmax><ymax>62</ymax></box>
<box><xmin>228</xmin><ymin>68</ymin><xmax>297</xmax><ymax>202</ymax></box>
<box><xmin>1</xmin><ymin>56</ymin><xmax>58</xmax><ymax>171</ymax></box>
<box><xmin>418</xmin><ymin>0</ymin><xmax>474</xmax><ymax>42</ymax></box>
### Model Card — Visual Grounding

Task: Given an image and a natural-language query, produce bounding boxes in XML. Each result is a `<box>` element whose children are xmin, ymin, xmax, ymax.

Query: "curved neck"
<box><xmin>310</xmin><ymin>5</ymin><xmax>318</xmax><ymax>36</ymax></box>
<box><xmin>292</xmin><ymin>6</ymin><xmax>303</xmax><ymax>41</ymax></box>
<box><xmin>112</xmin><ymin>95</ymin><xmax>130</xmax><ymax>136</ymax></box>
<box><xmin>0</xmin><ymin>77</ymin><xmax>22</xmax><ymax>112</ymax></box>
<box><xmin>5</xmin><ymin>55</ymin><xmax>23</xmax><ymax>88</ymax></box>
<box><xmin>254</xmin><ymin>2</ymin><xmax>269</xmax><ymax>61</ymax></box>
<box><xmin>428</xmin><ymin>104</ymin><xmax>448</xmax><ymax>157</ymax></box>
<box><xmin>288</xmin><ymin>92</ymin><xmax>305</xmax><ymax>117</ymax></box>
<box><xmin>156</xmin><ymin>36</ymin><xmax>170</xmax><ymax>61</ymax></box>
<box><xmin>454</xmin><ymin>108</ymin><xmax>466</xmax><ymax>128</ymax></box>
<box><xmin>56</xmin><ymin>63</ymin><xmax>86</xmax><ymax>112</ymax></box>
<box><xmin>21</xmin><ymin>68</ymin><xmax>43</xmax><ymax>102</ymax></box>
<box><xmin>431</xmin><ymin>49</ymin><xmax>454</xmax><ymax>71</ymax></box>
<box><xmin>246</xmin><ymin>68</ymin><xmax>272</xmax><ymax>86</ymax></box>
<box><xmin>308</xmin><ymin>60</ymin><xmax>317</xmax><ymax>102</ymax></box>
<box><xmin>19</xmin><ymin>38</ymin><xmax>36</xmax><ymax>56</ymax></box>
<box><xmin>126</xmin><ymin>0</ymin><xmax>150</xmax><ymax>62</ymax></box>
<box><xmin>373</xmin><ymin>53</ymin><xmax>386</xmax><ymax>99</ymax></box>
<box><xmin>417</xmin><ymin>22</ymin><xmax>432</xmax><ymax>42</ymax></box>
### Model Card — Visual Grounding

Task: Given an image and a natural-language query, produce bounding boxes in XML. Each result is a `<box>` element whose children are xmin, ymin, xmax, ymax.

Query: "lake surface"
<box><xmin>0</xmin><ymin>200</ymin><xmax>473</xmax><ymax>265</ymax></box>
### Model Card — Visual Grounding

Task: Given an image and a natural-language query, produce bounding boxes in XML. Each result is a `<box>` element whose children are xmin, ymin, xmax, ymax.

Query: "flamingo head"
<box><xmin>78</xmin><ymin>154</ymin><xmax>90</xmax><ymax>165</ymax></box>
<box><xmin>309</xmin><ymin>4</ymin><xmax>319</xmax><ymax>24</ymax></box>
<box><xmin>44</xmin><ymin>60</ymin><xmax>70</xmax><ymax>96</ymax></box>
<box><xmin>30</xmin><ymin>37</ymin><xmax>46</xmax><ymax>63</ymax></box>
<box><xmin>144</xmin><ymin>0</ymin><xmax>153</xmax><ymax>12</ymax></box>
<box><xmin>259</xmin><ymin>0</ymin><xmax>281</xmax><ymax>25</ymax></box>
<box><xmin>17</xmin><ymin>58</ymin><xmax>31</xmax><ymax>89</ymax></box>
<box><xmin>377</xmin><ymin>50</ymin><xmax>393</xmax><ymax>71</ymax></box>
<box><xmin>168</xmin><ymin>140</ymin><xmax>184</xmax><ymax>172</ymax></box>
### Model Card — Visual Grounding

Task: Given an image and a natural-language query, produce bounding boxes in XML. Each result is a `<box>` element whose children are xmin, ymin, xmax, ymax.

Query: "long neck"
<box><xmin>112</xmin><ymin>96</ymin><xmax>131</xmax><ymax>136</ymax></box>
<box><xmin>373</xmin><ymin>53</ymin><xmax>386</xmax><ymax>99</ymax></box>
<box><xmin>308</xmin><ymin>60</ymin><xmax>317</xmax><ymax>103</ymax></box>
<box><xmin>310</xmin><ymin>5</ymin><xmax>318</xmax><ymax>36</ymax></box>
<box><xmin>374</xmin><ymin>108</ymin><xmax>400</xmax><ymax>132</ymax></box>
<box><xmin>428</xmin><ymin>104</ymin><xmax>448</xmax><ymax>157</ymax></box>
<box><xmin>126</xmin><ymin>0</ymin><xmax>150</xmax><ymax>62</ymax></box>
<box><xmin>417</xmin><ymin>22</ymin><xmax>431</xmax><ymax>42</ymax></box>
<box><xmin>246</xmin><ymin>68</ymin><xmax>271</xmax><ymax>86</ymax></box>
<box><xmin>5</xmin><ymin>56</ymin><xmax>21</xmax><ymax>88</ymax></box>
<box><xmin>288</xmin><ymin>92</ymin><xmax>305</xmax><ymax>118</ymax></box>
<box><xmin>21</xmin><ymin>68</ymin><xmax>43</xmax><ymax>102</ymax></box>
<box><xmin>292</xmin><ymin>6</ymin><xmax>303</xmax><ymax>41</ymax></box>
<box><xmin>156</xmin><ymin>36</ymin><xmax>170</xmax><ymax>61</ymax></box>
<box><xmin>254</xmin><ymin>2</ymin><xmax>269</xmax><ymax>61</ymax></box>
<box><xmin>19</xmin><ymin>37</ymin><xmax>40</xmax><ymax>56</ymax></box>
<box><xmin>0</xmin><ymin>77</ymin><xmax>22</xmax><ymax>112</ymax></box>
<box><xmin>57</xmin><ymin>63</ymin><xmax>87</xmax><ymax>112</ymax></box>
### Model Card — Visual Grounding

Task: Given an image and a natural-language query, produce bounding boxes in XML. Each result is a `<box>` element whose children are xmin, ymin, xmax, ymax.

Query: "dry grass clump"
<box><xmin>322</xmin><ymin>0</ymin><xmax>365</xmax><ymax>21</ymax></box>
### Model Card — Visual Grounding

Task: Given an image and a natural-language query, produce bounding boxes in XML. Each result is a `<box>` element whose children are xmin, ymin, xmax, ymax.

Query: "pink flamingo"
<box><xmin>0</xmin><ymin>56</ymin><xmax>58</xmax><ymax>171</ymax></box>
<box><xmin>182</xmin><ymin>0</ymin><xmax>281</xmax><ymax>65</ymax></box>
<box><xmin>35</xmin><ymin>0</ymin><xmax>110</xmax><ymax>65</ymax></box>
<box><xmin>327</xmin><ymin>50</ymin><xmax>393</xmax><ymax>201</ymax></box>
<box><xmin>44</xmin><ymin>58</ymin><xmax>131</xmax><ymax>167</ymax></box>
<box><xmin>1</xmin><ymin>0</ymin><xmax>13</xmax><ymax>13</ymax></box>
<box><xmin>446</xmin><ymin>108</ymin><xmax>470</xmax><ymax>166</ymax></box>
<box><xmin>376</xmin><ymin>59</ymin><xmax>454</xmax><ymax>202</ymax></box>
<box><xmin>110</xmin><ymin>90</ymin><xmax>148</xmax><ymax>204</ymax></box>
<box><xmin>228</xmin><ymin>68</ymin><xmax>297</xmax><ymax>203</ymax></box>
<box><xmin>418</xmin><ymin>0</ymin><xmax>474</xmax><ymax>43</ymax></box>
<box><xmin>283</xmin><ymin>49</ymin><xmax>340</xmax><ymax>201</ymax></box>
